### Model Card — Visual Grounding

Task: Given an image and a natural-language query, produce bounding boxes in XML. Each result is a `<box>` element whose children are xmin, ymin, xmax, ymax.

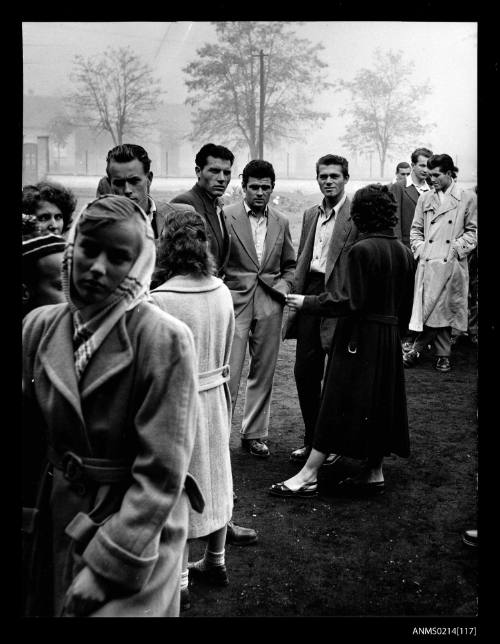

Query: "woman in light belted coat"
<box><xmin>404</xmin><ymin>154</ymin><xmax>477</xmax><ymax>372</ymax></box>
<box><xmin>22</xmin><ymin>196</ymin><xmax>203</xmax><ymax>617</ymax></box>
<box><xmin>150</xmin><ymin>209</ymin><xmax>235</xmax><ymax>608</ymax></box>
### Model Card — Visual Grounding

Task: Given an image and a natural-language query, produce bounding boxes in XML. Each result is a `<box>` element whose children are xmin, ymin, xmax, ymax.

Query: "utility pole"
<box><xmin>252</xmin><ymin>49</ymin><xmax>268</xmax><ymax>158</ymax></box>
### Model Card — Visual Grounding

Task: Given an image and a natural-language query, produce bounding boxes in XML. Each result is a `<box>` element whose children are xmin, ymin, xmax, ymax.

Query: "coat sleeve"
<box><xmin>82</xmin><ymin>315</ymin><xmax>199</xmax><ymax>592</ymax></box>
<box><xmin>389</xmin><ymin>183</ymin><xmax>403</xmax><ymax>242</ymax></box>
<box><xmin>273</xmin><ymin>217</ymin><xmax>297</xmax><ymax>296</ymax></box>
<box><xmin>453</xmin><ymin>191</ymin><xmax>477</xmax><ymax>259</ymax></box>
<box><xmin>301</xmin><ymin>244</ymin><xmax>366</xmax><ymax>318</ymax></box>
<box><xmin>409</xmin><ymin>194</ymin><xmax>426</xmax><ymax>257</ymax></box>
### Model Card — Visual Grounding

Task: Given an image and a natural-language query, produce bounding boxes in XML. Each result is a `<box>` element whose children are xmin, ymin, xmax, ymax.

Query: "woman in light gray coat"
<box><xmin>151</xmin><ymin>209</ymin><xmax>235</xmax><ymax>609</ymax></box>
<box><xmin>22</xmin><ymin>195</ymin><xmax>202</xmax><ymax>617</ymax></box>
<box><xmin>404</xmin><ymin>154</ymin><xmax>477</xmax><ymax>372</ymax></box>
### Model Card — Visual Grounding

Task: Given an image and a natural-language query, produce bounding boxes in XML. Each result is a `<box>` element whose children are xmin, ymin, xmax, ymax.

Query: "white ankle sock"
<box><xmin>205</xmin><ymin>548</ymin><xmax>225</xmax><ymax>567</ymax></box>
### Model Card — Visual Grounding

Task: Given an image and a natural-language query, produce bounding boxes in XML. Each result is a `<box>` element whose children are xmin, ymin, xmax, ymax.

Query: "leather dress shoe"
<box><xmin>188</xmin><ymin>562</ymin><xmax>229</xmax><ymax>586</ymax></box>
<box><xmin>290</xmin><ymin>445</ymin><xmax>311</xmax><ymax>462</ymax></box>
<box><xmin>323</xmin><ymin>453</ymin><xmax>342</xmax><ymax>467</ymax></box>
<box><xmin>334</xmin><ymin>477</ymin><xmax>385</xmax><ymax>497</ymax></box>
<box><xmin>403</xmin><ymin>349</ymin><xmax>420</xmax><ymax>368</ymax></box>
<box><xmin>268</xmin><ymin>480</ymin><xmax>318</xmax><ymax>498</ymax></box>
<box><xmin>226</xmin><ymin>519</ymin><xmax>258</xmax><ymax>545</ymax></box>
<box><xmin>462</xmin><ymin>529</ymin><xmax>478</xmax><ymax>547</ymax></box>
<box><xmin>241</xmin><ymin>438</ymin><xmax>270</xmax><ymax>457</ymax></box>
<box><xmin>435</xmin><ymin>356</ymin><xmax>451</xmax><ymax>372</ymax></box>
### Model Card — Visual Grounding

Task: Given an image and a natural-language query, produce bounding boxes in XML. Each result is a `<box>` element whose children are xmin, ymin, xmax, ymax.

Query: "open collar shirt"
<box><xmin>309</xmin><ymin>193</ymin><xmax>347</xmax><ymax>274</ymax></box>
<box><xmin>244</xmin><ymin>200</ymin><xmax>269</xmax><ymax>264</ymax></box>
<box><xmin>407</xmin><ymin>174</ymin><xmax>431</xmax><ymax>196</ymax></box>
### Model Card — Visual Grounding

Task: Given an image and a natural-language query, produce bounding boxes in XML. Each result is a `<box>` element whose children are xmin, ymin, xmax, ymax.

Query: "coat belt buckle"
<box><xmin>61</xmin><ymin>451</ymin><xmax>86</xmax><ymax>495</ymax></box>
<box><xmin>348</xmin><ymin>342</ymin><xmax>357</xmax><ymax>354</ymax></box>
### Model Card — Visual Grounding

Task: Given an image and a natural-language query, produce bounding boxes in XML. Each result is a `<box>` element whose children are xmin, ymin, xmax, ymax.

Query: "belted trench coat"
<box><xmin>22</xmin><ymin>301</ymin><xmax>202</xmax><ymax>617</ymax></box>
<box><xmin>409</xmin><ymin>183</ymin><xmax>477</xmax><ymax>332</ymax></box>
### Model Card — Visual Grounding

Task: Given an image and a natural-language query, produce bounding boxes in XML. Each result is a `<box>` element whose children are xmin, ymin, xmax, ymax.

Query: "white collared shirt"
<box><xmin>243</xmin><ymin>200</ymin><xmax>268</xmax><ymax>264</ymax></box>
<box><xmin>406</xmin><ymin>174</ymin><xmax>431</xmax><ymax>195</ymax></box>
<box><xmin>310</xmin><ymin>193</ymin><xmax>347</xmax><ymax>274</ymax></box>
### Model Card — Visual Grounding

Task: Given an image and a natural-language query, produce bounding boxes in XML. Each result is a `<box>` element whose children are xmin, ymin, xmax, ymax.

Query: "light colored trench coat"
<box><xmin>151</xmin><ymin>275</ymin><xmax>234</xmax><ymax>539</ymax></box>
<box><xmin>409</xmin><ymin>182</ymin><xmax>477</xmax><ymax>332</ymax></box>
<box><xmin>22</xmin><ymin>302</ymin><xmax>203</xmax><ymax>617</ymax></box>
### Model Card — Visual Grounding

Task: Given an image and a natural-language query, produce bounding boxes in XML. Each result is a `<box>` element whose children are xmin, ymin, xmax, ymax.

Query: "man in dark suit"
<box><xmin>105</xmin><ymin>144</ymin><xmax>194</xmax><ymax>239</ymax></box>
<box><xmin>224</xmin><ymin>159</ymin><xmax>296</xmax><ymax>458</ymax></box>
<box><xmin>283</xmin><ymin>154</ymin><xmax>357</xmax><ymax>464</ymax></box>
<box><xmin>389</xmin><ymin>147</ymin><xmax>433</xmax><ymax>349</ymax></box>
<box><xmin>170</xmin><ymin>143</ymin><xmax>233</xmax><ymax>276</ymax></box>
<box><xmin>389</xmin><ymin>147</ymin><xmax>433</xmax><ymax>248</ymax></box>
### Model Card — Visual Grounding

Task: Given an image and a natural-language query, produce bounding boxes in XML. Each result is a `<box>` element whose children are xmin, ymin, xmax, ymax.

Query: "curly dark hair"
<box><xmin>350</xmin><ymin>184</ymin><xmax>398</xmax><ymax>233</ymax></box>
<box><xmin>151</xmin><ymin>210</ymin><xmax>216</xmax><ymax>288</ymax></box>
<box><xmin>241</xmin><ymin>159</ymin><xmax>275</xmax><ymax>187</ymax></box>
<box><xmin>22</xmin><ymin>181</ymin><xmax>77</xmax><ymax>232</ymax></box>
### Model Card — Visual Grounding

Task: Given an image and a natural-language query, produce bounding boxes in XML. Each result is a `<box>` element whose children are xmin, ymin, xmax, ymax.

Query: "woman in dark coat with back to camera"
<box><xmin>270</xmin><ymin>183</ymin><xmax>415</xmax><ymax>498</ymax></box>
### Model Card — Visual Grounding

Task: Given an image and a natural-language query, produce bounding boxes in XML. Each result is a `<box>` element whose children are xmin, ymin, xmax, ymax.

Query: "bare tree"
<box><xmin>48</xmin><ymin>113</ymin><xmax>74</xmax><ymax>169</ymax></box>
<box><xmin>66</xmin><ymin>47</ymin><xmax>162</xmax><ymax>146</ymax></box>
<box><xmin>336</xmin><ymin>49</ymin><xmax>434</xmax><ymax>177</ymax></box>
<box><xmin>183</xmin><ymin>22</ymin><xmax>332</xmax><ymax>158</ymax></box>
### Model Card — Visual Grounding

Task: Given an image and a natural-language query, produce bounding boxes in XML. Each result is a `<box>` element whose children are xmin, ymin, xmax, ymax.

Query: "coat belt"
<box><xmin>198</xmin><ymin>364</ymin><xmax>230</xmax><ymax>392</ymax></box>
<box><xmin>362</xmin><ymin>313</ymin><xmax>399</xmax><ymax>325</ymax></box>
<box><xmin>47</xmin><ymin>445</ymin><xmax>131</xmax><ymax>486</ymax></box>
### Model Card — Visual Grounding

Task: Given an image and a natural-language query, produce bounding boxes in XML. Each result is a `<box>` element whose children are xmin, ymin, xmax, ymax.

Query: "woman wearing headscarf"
<box><xmin>22</xmin><ymin>195</ymin><xmax>203</xmax><ymax>617</ymax></box>
<box><xmin>150</xmin><ymin>209</ymin><xmax>234</xmax><ymax>610</ymax></box>
<box><xmin>269</xmin><ymin>184</ymin><xmax>415</xmax><ymax>498</ymax></box>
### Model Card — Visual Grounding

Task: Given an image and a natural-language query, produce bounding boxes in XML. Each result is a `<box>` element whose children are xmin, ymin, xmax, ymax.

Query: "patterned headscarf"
<box><xmin>62</xmin><ymin>195</ymin><xmax>156</xmax><ymax>381</ymax></box>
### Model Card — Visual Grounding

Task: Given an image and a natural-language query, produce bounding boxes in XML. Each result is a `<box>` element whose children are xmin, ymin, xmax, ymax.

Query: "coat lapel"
<box><xmin>435</xmin><ymin>182</ymin><xmax>461</xmax><ymax>217</ymax></box>
<box><xmin>260</xmin><ymin>208</ymin><xmax>280</xmax><ymax>269</ymax></box>
<box><xmin>325</xmin><ymin>198</ymin><xmax>352</xmax><ymax>283</ymax></box>
<box><xmin>231</xmin><ymin>204</ymin><xmax>259</xmax><ymax>268</ymax></box>
<box><xmin>194</xmin><ymin>184</ymin><xmax>223</xmax><ymax>250</ymax></box>
<box><xmin>37</xmin><ymin>308</ymin><xmax>86</xmax><ymax>429</ymax></box>
<box><xmin>404</xmin><ymin>184</ymin><xmax>420</xmax><ymax>206</ymax></box>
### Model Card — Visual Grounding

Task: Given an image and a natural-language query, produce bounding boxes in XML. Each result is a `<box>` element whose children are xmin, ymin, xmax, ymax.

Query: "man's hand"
<box><xmin>62</xmin><ymin>565</ymin><xmax>110</xmax><ymax>617</ymax></box>
<box><xmin>286</xmin><ymin>294</ymin><xmax>305</xmax><ymax>310</ymax></box>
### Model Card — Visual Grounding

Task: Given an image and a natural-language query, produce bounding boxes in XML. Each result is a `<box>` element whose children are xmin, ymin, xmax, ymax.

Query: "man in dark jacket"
<box><xmin>172</xmin><ymin>143</ymin><xmax>257</xmax><ymax>547</ymax></box>
<box><xmin>105</xmin><ymin>143</ymin><xmax>194</xmax><ymax>240</ymax></box>
<box><xmin>283</xmin><ymin>154</ymin><xmax>358</xmax><ymax>465</ymax></box>
<box><xmin>171</xmin><ymin>143</ymin><xmax>233</xmax><ymax>276</ymax></box>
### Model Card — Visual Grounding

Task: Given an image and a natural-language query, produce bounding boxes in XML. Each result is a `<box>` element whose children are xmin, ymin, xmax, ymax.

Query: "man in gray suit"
<box><xmin>224</xmin><ymin>160</ymin><xmax>296</xmax><ymax>458</ymax></box>
<box><xmin>105</xmin><ymin>144</ymin><xmax>194</xmax><ymax>239</ymax></box>
<box><xmin>283</xmin><ymin>154</ymin><xmax>358</xmax><ymax>464</ymax></box>
<box><xmin>170</xmin><ymin>143</ymin><xmax>233</xmax><ymax>276</ymax></box>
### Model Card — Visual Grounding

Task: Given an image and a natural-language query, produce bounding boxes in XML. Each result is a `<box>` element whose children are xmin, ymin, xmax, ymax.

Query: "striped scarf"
<box><xmin>62</xmin><ymin>195</ymin><xmax>156</xmax><ymax>382</ymax></box>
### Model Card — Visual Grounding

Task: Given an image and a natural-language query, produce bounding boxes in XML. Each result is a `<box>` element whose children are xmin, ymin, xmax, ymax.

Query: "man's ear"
<box><xmin>195</xmin><ymin>165</ymin><xmax>201</xmax><ymax>179</ymax></box>
<box><xmin>147</xmin><ymin>171</ymin><xmax>153</xmax><ymax>191</ymax></box>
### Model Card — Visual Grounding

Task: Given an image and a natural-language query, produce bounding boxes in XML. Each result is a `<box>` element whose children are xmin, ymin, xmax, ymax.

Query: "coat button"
<box><xmin>446</xmin><ymin>240</ymin><xmax>450</xmax><ymax>243</ymax></box>
<box><xmin>429</xmin><ymin>239</ymin><xmax>433</xmax><ymax>243</ymax></box>
<box><xmin>448</xmin><ymin>220</ymin><xmax>452</xmax><ymax>223</ymax></box>
<box><xmin>444</xmin><ymin>258</ymin><xmax>447</xmax><ymax>262</ymax></box>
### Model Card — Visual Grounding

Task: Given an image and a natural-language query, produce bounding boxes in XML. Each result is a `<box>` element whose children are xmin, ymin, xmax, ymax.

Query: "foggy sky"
<box><xmin>22</xmin><ymin>21</ymin><xmax>477</xmax><ymax>179</ymax></box>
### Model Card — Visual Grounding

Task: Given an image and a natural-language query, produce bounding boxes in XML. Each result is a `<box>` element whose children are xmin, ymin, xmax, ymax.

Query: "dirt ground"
<box><xmin>184</xmin><ymin>336</ymin><xmax>478</xmax><ymax>619</ymax></box>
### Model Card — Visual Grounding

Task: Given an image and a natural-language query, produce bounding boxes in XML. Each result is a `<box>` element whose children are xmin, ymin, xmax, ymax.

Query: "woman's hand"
<box><xmin>62</xmin><ymin>565</ymin><xmax>110</xmax><ymax>617</ymax></box>
<box><xmin>286</xmin><ymin>294</ymin><xmax>305</xmax><ymax>310</ymax></box>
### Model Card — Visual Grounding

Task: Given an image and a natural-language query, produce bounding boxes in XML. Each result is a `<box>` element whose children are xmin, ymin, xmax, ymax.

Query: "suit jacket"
<box><xmin>154</xmin><ymin>200</ymin><xmax>195</xmax><ymax>239</ymax></box>
<box><xmin>283</xmin><ymin>196</ymin><xmax>357</xmax><ymax>350</ymax></box>
<box><xmin>389</xmin><ymin>181</ymin><xmax>425</xmax><ymax>247</ymax></box>
<box><xmin>222</xmin><ymin>201</ymin><xmax>296</xmax><ymax>317</ymax></box>
<box><xmin>170</xmin><ymin>184</ymin><xmax>231</xmax><ymax>275</ymax></box>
